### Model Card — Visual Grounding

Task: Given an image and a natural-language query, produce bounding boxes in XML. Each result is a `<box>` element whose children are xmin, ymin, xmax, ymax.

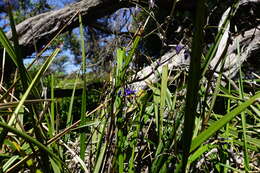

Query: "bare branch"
<box><xmin>130</xmin><ymin>27</ymin><xmax>260</xmax><ymax>91</ymax></box>
<box><xmin>6</xmin><ymin>0</ymin><xmax>132</xmax><ymax>56</ymax></box>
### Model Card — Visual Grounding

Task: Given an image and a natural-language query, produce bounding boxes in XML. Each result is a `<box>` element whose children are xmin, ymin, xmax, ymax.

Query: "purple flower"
<box><xmin>124</xmin><ymin>88</ymin><xmax>136</xmax><ymax>96</ymax></box>
<box><xmin>118</xmin><ymin>88</ymin><xmax>136</xmax><ymax>96</ymax></box>
<box><xmin>175</xmin><ymin>45</ymin><xmax>183</xmax><ymax>54</ymax></box>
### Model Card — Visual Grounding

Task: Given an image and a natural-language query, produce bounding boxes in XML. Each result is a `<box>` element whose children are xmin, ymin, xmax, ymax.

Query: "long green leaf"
<box><xmin>94</xmin><ymin>142</ymin><xmax>107</xmax><ymax>173</ymax></box>
<box><xmin>79</xmin><ymin>12</ymin><xmax>87</xmax><ymax>160</ymax></box>
<box><xmin>2</xmin><ymin>155</ymin><xmax>20</xmax><ymax>172</ymax></box>
<box><xmin>0</xmin><ymin>29</ymin><xmax>17</xmax><ymax>66</ymax></box>
<box><xmin>181</xmin><ymin>0</ymin><xmax>206</xmax><ymax>171</ymax></box>
<box><xmin>201</xmin><ymin>0</ymin><xmax>240</xmax><ymax>76</ymax></box>
<box><xmin>50</xmin><ymin>74</ymin><xmax>55</xmax><ymax>137</ymax></box>
<box><xmin>7</xmin><ymin>48</ymin><xmax>60</xmax><ymax>126</ymax></box>
<box><xmin>65</xmin><ymin>76</ymin><xmax>79</xmax><ymax>142</ymax></box>
<box><xmin>237</xmin><ymin>40</ymin><xmax>250</xmax><ymax>171</ymax></box>
<box><xmin>159</xmin><ymin>65</ymin><xmax>168</xmax><ymax>142</ymax></box>
<box><xmin>0</xmin><ymin>122</ymin><xmax>61</xmax><ymax>163</ymax></box>
<box><xmin>5</xmin><ymin>5</ymin><xmax>39</xmax><ymax>98</ymax></box>
<box><xmin>190</xmin><ymin>92</ymin><xmax>260</xmax><ymax>152</ymax></box>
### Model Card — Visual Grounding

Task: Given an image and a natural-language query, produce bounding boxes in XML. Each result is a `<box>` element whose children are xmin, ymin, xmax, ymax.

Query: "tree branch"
<box><xmin>6</xmin><ymin>0</ymin><xmax>132</xmax><ymax>56</ymax></box>
<box><xmin>129</xmin><ymin>27</ymin><xmax>260</xmax><ymax>91</ymax></box>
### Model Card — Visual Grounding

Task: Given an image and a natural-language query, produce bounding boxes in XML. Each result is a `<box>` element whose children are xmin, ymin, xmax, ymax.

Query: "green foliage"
<box><xmin>0</xmin><ymin>1</ymin><xmax>259</xmax><ymax>173</ymax></box>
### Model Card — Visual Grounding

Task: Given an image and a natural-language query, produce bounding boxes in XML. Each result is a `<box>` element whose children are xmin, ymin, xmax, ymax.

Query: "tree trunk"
<box><xmin>6</xmin><ymin>0</ymin><xmax>132</xmax><ymax>57</ymax></box>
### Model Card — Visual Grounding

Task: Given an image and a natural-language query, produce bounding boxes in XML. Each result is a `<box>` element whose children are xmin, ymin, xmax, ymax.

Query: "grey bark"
<box><xmin>6</xmin><ymin>0</ymin><xmax>132</xmax><ymax>56</ymax></box>
<box><xmin>213</xmin><ymin>27</ymin><xmax>260</xmax><ymax>78</ymax></box>
<box><xmin>5</xmin><ymin>0</ymin><xmax>198</xmax><ymax>57</ymax></box>
<box><xmin>129</xmin><ymin>26</ymin><xmax>259</xmax><ymax>92</ymax></box>
<box><xmin>129</xmin><ymin>45</ymin><xmax>190</xmax><ymax>91</ymax></box>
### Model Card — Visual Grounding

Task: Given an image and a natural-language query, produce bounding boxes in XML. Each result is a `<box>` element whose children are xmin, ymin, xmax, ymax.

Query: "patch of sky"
<box><xmin>24</xmin><ymin>49</ymin><xmax>80</xmax><ymax>73</ymax></box>
<box><xmin>0</xmin><ymin>1</ymin><xmax>4</xmax><ymax>6</ymax></box>
<box><xmin>0</xmin><ymin>13</ymin><xmax>8</xmax><ymax>32</ymax></box>
<box><xmin>109</xmin><ymin>8</ymin><xmax>133</xmax><ymax>33</ymax></box>
<box><xmin>62</xmin><ymin>49</ymin><xmax>80</xmax><ymax>73</ymax></box>
<box><xmin>46</xmin><ymin>0</ymin><xmax>76</xmax><ymax>9</ymax></box>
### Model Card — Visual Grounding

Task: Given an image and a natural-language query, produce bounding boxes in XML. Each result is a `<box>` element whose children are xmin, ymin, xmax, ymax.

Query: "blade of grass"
<box><xmin>60</xmin><ymin>140</ymin><xmax>89</xmax><ymax>173</ymax></box>
<box><xmin>65</xmin><ymin>76</ymin><xmax>79</xmax><ymax>142</ymax></box>
<box><xmin>6</xmin><ymin>2</ymin><xmax>39</xmax><ymax>98</ymax></box>
<box><xmin>201</xmin><ymin>0</ymin><xmax>240</xmax><ymax>76</ymax></box>
<box><xmin>115</xmin><ymin>48</ymin><xmax>125</xmax><ymax>88</ymax></box>
<box><xmin>0</xmin><ymin>48</ymin><xmax>59</xmax><ymax>150</ymax></box>
<box><xmin>94</xmin><ymin>141</ymin><xmax>108</xmax><ymax>173</ymax></box>
<box><xmin>188</xmin><ymin>144</ymin><xmax>217</xmax><ymax>164</ymax></box>
<box><xmin>151</xmin><ymin>65</ymin><xmax>170</xmax><ymax>173</ymax></box>
<box><xmin>50</xmin><ymin>74</ymin><xmax>55</xmax><ymax>137</ymax></box>
<box><xmin>5</xmin><ymin>100</ymin><xmax>109</xmax><ymax>173</ymax></box>
<box><xmin>121</xmin><ymin>26</ymin><xmax>143</xmax><ymax>77</ymax></box>
<box><xmin>218</xmin><ymin>163</ymin><xmax>245</xmax><ymax>173</ymax></box>
<box><xmin>2</xmin><ymin>155</ymin><xmax>20</xmax><ymax>172</ymax></box>
<box><xmin>114</xmin><ymin>48</ymin><xmax>126</xmax><ymax>173</ymax></box>
<box><xmin>237</xmin><ymin>40</ymin><xmax>250</xmax><ymax>171</ymax></box>
<box><xmin>6</xmin><ymin>48</ymin><xmax>60</xmax><ymax>127</ymax></box>
<box><xmin>79</xmin><ymin>12</ymin><xmax>87</xmax><ymax>161</ymax></box>
<box><xmin>0</xmin><ymin>29</ymin><xmax>17</xmax><ymax>66</ymax></box>
<box><xmin>50</xmin><ymin>158</ymin><xmax>61</xmax><ymax>173</ymax></box>
<box><xmin>128</xmin><ymin>93</ymin><xmax>150</xmax><ymax>173</ymax></box>
<box><xmin>0</xmin><ymin>10</ymin><xmax>80</xmax><ymax>103</ymax></box>
<box><xmin>0</xmin><ymin>122</ymin><xmax>62</xmax><ymax>163</ymax></box>
<box><xmin>190</xmin><ymin>92</ymin><xmax>260</xmax><ymax>152</ymax></box>
<box><xmin>7</xmin><ymin>3</ymin><xmax>20</xmax><ymax>59</ymax></box>
<box><xmin>159</xmin><ymin>65</ymin><xmax>168</xmax><ymax>142</ymax></box>
<box><xmin>202</xmin><ymin>56</ymin><xmax>226</xmax><ymax>129</ymax></box>
<box><xmin>94</xmin><ymin>112</ymin><xmax>108</xmax><ymax>168</ymax></box>
<box><xmin>151</xmin><ymin>85</ymin><xmax>160</xmax><ymax>134</ymax></box>
<box><xmin>181</xmin><ymin>0</ymin><xmax>206</xmax><ymax>171</ymax></box>
<box><xmin>112</xmin><ymin>27</ymin><xmax>143</xmax><ymax>171</ymax></box>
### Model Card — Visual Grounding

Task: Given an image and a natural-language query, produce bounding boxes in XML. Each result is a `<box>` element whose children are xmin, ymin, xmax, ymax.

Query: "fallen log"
<box><xmin>129</xmin><ymin>27</ymin><xmax>259</xmax><ymax>91</ymax></box>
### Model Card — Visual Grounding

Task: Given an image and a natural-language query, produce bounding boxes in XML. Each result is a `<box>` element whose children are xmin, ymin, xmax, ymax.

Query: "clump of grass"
<box><xmin>0</xmin><ymin>1</ymin><xmax>259</xmax><ymax>173</ymax></box>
